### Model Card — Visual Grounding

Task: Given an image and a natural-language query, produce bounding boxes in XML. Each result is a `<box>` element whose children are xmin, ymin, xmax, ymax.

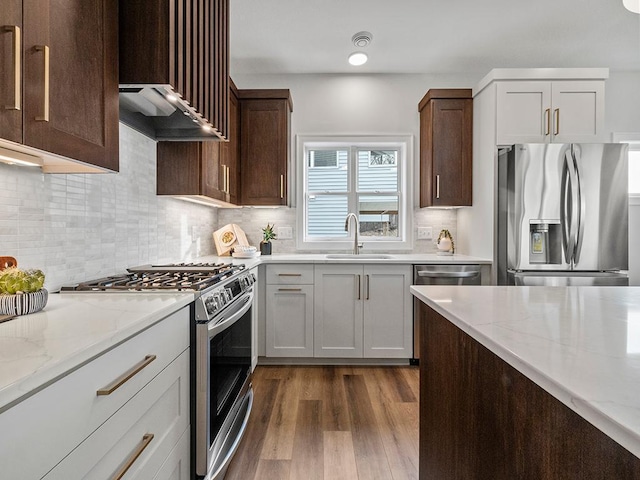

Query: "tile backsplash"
<box><xmin>1</xmin><ymin>124</ymin><xmax>459</xmax><ymax>292</ymax></box>
<box><xmin>218</xmin><ymin>206</ymin><xmax>457</xmax><ymax>254</ymax></box>
<box><xmin>0</xmin><ymin>124</ymin><xmax>218</xmax><ymax>291</ymax></box>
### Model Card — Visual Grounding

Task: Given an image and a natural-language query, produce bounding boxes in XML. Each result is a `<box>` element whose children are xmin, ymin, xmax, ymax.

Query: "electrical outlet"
<box><xmin>278</xmin><ymin>226</ymin><xmax>293</xmax><ymax>239</ymax></box>
<box><xmin>417</xmin><ymin>226</ymin><xmax>432</xmax><ymax>240</ymax></box>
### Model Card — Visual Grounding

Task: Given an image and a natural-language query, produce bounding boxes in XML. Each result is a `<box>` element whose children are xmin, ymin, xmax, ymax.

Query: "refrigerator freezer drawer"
<box><xmin>508</xmin><ymin>271</ymin><xmax>629</xmax><ymax>286</ymax></box>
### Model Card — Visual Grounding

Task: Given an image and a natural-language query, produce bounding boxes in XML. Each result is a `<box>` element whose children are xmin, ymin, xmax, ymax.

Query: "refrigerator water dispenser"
<box><xmin>529</xmin><ymin>221</ymin><xmax>562</xmax><ymax>264</ymax></box>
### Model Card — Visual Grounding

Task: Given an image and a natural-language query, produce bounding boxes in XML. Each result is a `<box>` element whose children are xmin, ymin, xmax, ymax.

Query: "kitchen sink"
<box><xmin>325</xmin><ymin>254</ymin><xmax>394</xmax><ymax>259</ymax></box>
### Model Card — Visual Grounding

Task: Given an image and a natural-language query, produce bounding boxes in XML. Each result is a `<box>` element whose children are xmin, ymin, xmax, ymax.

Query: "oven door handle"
<box><xmin>208</xmin><ymin>289</ymin><xmax>254</xmax><ymax>338</ymax></box>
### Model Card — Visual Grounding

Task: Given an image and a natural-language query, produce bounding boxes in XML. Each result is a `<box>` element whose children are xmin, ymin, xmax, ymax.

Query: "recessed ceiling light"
<box><xmin>623</xmin><ymin>0</ymin><xmax>640</xmax><ymax>12</ymax></box>
<box><xmin>348</xmin><ymin>52</ymin><xmax>368</xmax><ymax>66</ymax></box>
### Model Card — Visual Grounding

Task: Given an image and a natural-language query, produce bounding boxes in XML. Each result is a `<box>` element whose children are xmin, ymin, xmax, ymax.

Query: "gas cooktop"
<box><xmin>61</xmin><ymin>262</ymin><xmax>246</xmax><ymax>292</ymax></box>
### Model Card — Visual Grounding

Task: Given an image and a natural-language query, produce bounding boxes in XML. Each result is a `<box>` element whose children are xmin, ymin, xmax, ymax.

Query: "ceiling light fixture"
<box><xmin>0</xmin><ymin>146</ymin><xmax>43</xmax><ymax>167</ymax></box>
<box><xmin>348</xmin><ymin>52</ymin><xmax>368</xmax><ymax>66</ymax></box>
<box><xmin>623</xmin><ymin>0</ymin><xmax>640</xmax><ymax>12</ymax></box>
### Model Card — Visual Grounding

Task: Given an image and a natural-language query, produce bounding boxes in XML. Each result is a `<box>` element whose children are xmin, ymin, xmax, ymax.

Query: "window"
<box><xmin>297</xmin><ymin>136</ymin><xmax>412</xmax><ymax>250</ymax></box>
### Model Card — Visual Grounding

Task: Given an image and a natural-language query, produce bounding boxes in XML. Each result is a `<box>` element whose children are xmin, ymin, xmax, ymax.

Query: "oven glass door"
<box><xmin>209</xmin><ymin>297</ymin><xmax>252</xmax><ymax>439</ymax></box>
<box><xmin>196</xmin><ymin>289</ymin><xmax>253</xmax><ymax>477</ymax></box>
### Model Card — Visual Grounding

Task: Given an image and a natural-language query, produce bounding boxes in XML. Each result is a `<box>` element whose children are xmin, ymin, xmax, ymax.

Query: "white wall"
<box><xmin>0</xmin><ymin>124</ymin><xmax>218</xmax><ymax>291</ymax></box>
<box><xmin>224</xmin><ymin>72</ymin><xmax>480</xmax><ymax>254</ymax></box>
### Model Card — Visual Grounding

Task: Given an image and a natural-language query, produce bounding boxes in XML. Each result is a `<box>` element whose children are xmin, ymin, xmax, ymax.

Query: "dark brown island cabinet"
<box><xmin>418</xmin><ymin>89</ymin><xmax>472</xmax><ymax>207</ymax></box>
<box><xmin>0</xmin><ymin>0</ymin><xmax>119</xmax><ymax>173</ymax></box>
<box><xmin>238</xmin><ymin>89</ymin><xmax>292</xmax><ymax>206</ymax></box>
<box><xmin>119</xmin><ymin>0</ymin><xmax>230</xmax><ymax>141</ymax></box>
<box><xmin>418</xmin><ymin>303</ymin><xmax>640</xmax><ymax>480</ymax></box>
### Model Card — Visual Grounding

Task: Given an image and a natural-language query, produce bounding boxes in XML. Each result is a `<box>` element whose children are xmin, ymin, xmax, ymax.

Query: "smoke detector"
<box><xmin>351</xmin><ymin>31</ymin><xmax>373</xmax><ymax>48</ymax></box>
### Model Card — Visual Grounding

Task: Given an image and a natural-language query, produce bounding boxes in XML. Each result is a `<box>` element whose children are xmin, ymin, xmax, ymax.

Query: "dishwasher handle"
<box><xmin>416</xmin><ymin>270</ymin><xmax>480</xmax><ymax>279</ymax></box>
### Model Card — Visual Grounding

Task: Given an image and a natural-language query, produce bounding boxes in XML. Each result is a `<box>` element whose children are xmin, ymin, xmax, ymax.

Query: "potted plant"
<box><xmin>0</xmin><ymin>267</ymin><xmax>48</xmax><ymax>316</ymax></box>
<box><xmin>260</xmin><ymin>223</ymin><xmax>277</xmax><ymax>255</ymax></box>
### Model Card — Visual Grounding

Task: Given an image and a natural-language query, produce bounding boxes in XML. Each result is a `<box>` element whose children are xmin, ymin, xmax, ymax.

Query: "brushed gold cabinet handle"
<box><xmin>97</xmin><ymin>354</ymin><xmax>156</xmax><ymax>396</ymax></box>
<box><xmin>111</xmin><ymin>433</ymin><xmax>154</xmax><ymax>480</ymax></box>
<box><xmin>278</xmin><ymin>273</ymin><xmax>301</xmax><ymax>277</ymax></box>
<box><xmin>436</xmin><ymin>174</ymin><xmax>440</xmax><ymax>199</ymax></box>
<box><xmin>554</xmin><ymin>108</ymin><xmax>560</xmax><ymax>136</ymax></box>
<box><xmin>357</xmin><ymin>274</ymin><xmax>361</xmax><ymax>300</ymax></box>
<box><xmin>34</xmin><ymin>45</ymin><xmax>49</xmax><ymax>122</ymax></box>
<box><xmin>278</xmin><ymin>288</ymin><xmax>302</xmax><ymax>292</ymax></box>
<box><xmin>365</xmin><ymin>274</ymin><xmax>370</xmax><ymax>300</ymax></box>
<box><xmin>280</xmin><ymin>174</ymin><xmax>284</xmax><ymax>199</ymax></box>
<box><xmin>222</xmin><ymin>165</ymin><xmax>227</xmax><ymax>193</ymax></box>
<box><xmin>226</xmin><ymin>165</ymin><xmax>230</xmax><ymax>194</ymax></box>
<box><xmin>545</xmin><ymin>108</ymin><xmax>550</xmax><ymax>136</ymax></box>
<box><xmin>3</xmin><ymin>26</ymin><xmax>21</xmax><ymax>111</ymax></box>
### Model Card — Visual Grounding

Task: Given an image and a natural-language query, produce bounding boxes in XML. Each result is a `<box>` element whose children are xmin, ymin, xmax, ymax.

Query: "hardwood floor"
<box><xmin>225</xmin><ymin>366</ymin><xmax>419</xmax><ymax>480</ymax></box>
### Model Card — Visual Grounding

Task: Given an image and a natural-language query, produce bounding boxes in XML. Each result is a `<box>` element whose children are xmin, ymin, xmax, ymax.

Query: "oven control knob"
<box><xmin>250</xmin><ymin>273</ymin><xmax>256</xmax><ymax>284</ymax></box>
<box><xmin>224</xmin><ymin>288</ymin><xmax>233</xmax><ymax>302</ymax></box>
<box><xmin>205</xmin><ymin>295</ymin><xmax>217</xmax><ymax>315</ymax></box>
<box><xmin>216</xmin><ymin>292</ymin><xmax>225</xmax><ymax>309</ymax></box>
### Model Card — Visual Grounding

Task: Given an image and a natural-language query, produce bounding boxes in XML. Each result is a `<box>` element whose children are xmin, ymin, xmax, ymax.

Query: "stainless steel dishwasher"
<box><xmin>413</xmin><ymin>264</ymin><xmax>482</xmax><ymax>361</ymax></box>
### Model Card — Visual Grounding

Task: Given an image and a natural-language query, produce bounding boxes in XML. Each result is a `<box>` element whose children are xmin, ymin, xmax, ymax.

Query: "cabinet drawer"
<box><xmin>0</xmin><ymin>307</ymin><xmax>189</xmax><ymax>480</ymax></box>
<box><xmin>43</xmin><ymin>349</ymin><xmax>190</xmax><ymax>479</ymax></box>
<box><xmin>266</xmin><ymin>264</ymin><xmax>314</xmax><ymax>284</ymax></box>
<box><xmin>153</xmin><ymin>427</ymin><xmax>190</xmax><ymax>480</ymax></box>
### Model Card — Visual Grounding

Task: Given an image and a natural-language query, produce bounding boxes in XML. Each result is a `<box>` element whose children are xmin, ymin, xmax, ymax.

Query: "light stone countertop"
<box><xmin>0</xmin><ymin>292</ymin><xmax>194</xmax><ymax>412</ymax></box>
<box><xmin>196</xmin><ymin>252</ymin><xmax>492</xmax><ymax>266</ymax></box>
<box><xmin>411</xmin><ymin>285</ymin><xmax>640</xmax><ymax>459</ymax></box>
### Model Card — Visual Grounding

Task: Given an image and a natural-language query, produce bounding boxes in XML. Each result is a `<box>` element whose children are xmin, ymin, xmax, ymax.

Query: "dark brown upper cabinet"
<box><xmin>219</xmin><ymin>80</ymin><xmax>240</xmax><ymax>205</ymax></box>
<box><xmin>238</xmin><ymin>89</ymin><xmax>293</xmax><ymax>206</ymax></box>
<box><xmin>157</xmin><ymin>141</ymin><xmax>237</xmax><ymax>207</ymax></box>
<box><xmin>418</xmin><ymin>89</ymin><xmax>472</xmax><ymax>207</ymax></box>
<box><xmin>156</xmin><ymin>80</ymin><xmax>239</xmax><ymax>207</ymax></box>
<box><xmin>119</xmin><ymin>0</ymin><xmax>229</xmax><ymax>141</ymax></box>
<box><xmin>0</xmin><ymin>0</ymin><xmax>119</xmax><ymax>173</ymax></box>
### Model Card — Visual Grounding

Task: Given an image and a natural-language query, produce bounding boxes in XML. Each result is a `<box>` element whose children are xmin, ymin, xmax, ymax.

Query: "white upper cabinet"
<box><xmin>496</xmin><ymin>79</ymin><xmax>605</xmax><ymax>145</ymax></box>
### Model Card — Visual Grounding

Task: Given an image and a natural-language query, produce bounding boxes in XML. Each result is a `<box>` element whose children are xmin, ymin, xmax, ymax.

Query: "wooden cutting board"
<box><xmin>213</xmin><ymin>224</ymin><xmax>249</xmax><ymax>256</ymax></box>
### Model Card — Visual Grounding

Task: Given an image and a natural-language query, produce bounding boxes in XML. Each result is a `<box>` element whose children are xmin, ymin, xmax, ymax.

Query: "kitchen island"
<box><xmin>411</xmin><ymin>285</ymin><xmax>640</xmax><ymax>478</ymax></box>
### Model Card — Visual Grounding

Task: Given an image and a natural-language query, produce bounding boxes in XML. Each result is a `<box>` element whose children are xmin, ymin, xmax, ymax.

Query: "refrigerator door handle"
<box><xmin>560</xmin><ymin>152</ymin><xmax>573</xmax><ymax>265</ymax></box>
<box><xmin>572</xmin><ymin>145</ymin><xmax>585</xmax><ymax>264</ymax></box>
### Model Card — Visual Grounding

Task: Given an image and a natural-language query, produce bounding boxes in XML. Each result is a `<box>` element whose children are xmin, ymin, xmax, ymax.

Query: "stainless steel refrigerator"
<box><xmin>497</xmin><ymin>143</ymin><xmax>628</xmax><ymax>286</ymax></box>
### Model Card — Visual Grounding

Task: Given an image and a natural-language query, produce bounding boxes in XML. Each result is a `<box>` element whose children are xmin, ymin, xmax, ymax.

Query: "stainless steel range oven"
<box><xmin>60</xmin><ymin>262</ymin><xmax>255</xmax><ymax>480</ymax></box>
<box><xmin>194</xmin><ymin>269</ymin><xmax>255</xmax><ymax>479</ymax></box>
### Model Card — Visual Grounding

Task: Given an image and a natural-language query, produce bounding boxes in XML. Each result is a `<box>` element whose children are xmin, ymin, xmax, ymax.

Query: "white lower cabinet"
<box><xmin>153</xmin><ymin>428</ymin><xmax>191</xmax><ymax>480</ymax></box>
<box><xmin>314</xmin><ymin>264</ymin><xmax>413</xmax><ymax>358</ymax></box>
<box><xmin>266</xmin><ymin>284</ymin><xmax>314</xmax><ymax>357</ymax></box>
<box><xmin>265</xmin><ymin>265</ymin><xmax>314</xmax><ymax>357</ymax></box>
<box><xmin>0</xmin><ymin>307</ymin><xmax>191</xmax><ymax>480</ymax></box>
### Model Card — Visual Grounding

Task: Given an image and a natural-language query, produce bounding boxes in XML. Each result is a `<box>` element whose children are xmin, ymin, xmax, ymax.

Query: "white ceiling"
<box><xmin>229</xmin><ymin>0</ymin><xmax>640</xmax><ymax>75</ymax></box>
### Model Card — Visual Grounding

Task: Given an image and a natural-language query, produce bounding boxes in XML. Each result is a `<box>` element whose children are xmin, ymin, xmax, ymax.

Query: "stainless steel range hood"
<box><xmin>118</xmin><ymin>85</ymin><xmax>224</xmax><ymax>141</ymax></box>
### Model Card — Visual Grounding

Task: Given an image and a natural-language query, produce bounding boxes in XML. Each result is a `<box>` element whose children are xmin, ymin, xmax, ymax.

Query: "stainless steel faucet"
<box><xmin>344</xmin><ymin>213</ymin><xmax>362</xmax><ymax>255</ymax></box>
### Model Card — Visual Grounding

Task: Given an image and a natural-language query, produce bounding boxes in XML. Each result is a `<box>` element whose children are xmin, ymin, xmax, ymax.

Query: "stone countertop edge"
<box><xmin>198</xmin><ymin>252</ymin><xmax>493</xmax><ymax>265</ymax></box>
<box><xmin>410</xmin><ymin>285</ymin><xmax>640</xmax><ymax>460</ymax></box>
<box><xmin>0</xmin><ymin>292</ymin><xmax>195</xmax><ymax>413</ymax></box>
